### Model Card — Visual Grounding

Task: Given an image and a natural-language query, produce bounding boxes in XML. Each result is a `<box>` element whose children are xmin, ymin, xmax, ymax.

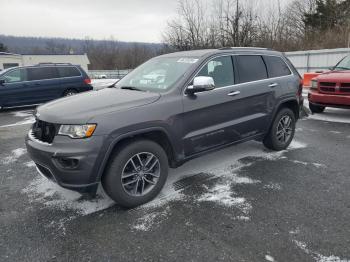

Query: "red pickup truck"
<box><xmin>308</xmin><ymin>55</ymin><xmax>350</xmax><ymax>113</ymax></box>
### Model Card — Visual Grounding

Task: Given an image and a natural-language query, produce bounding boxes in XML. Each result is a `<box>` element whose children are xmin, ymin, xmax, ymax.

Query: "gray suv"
<box><xmin>25</xmin><ymin>48</ymin><xmax>303</xmax><ymax>208</ymax></box>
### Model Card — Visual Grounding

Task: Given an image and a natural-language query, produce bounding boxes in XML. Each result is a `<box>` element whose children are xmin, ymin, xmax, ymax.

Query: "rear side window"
<box><xmin>236</xmin><ymin>55</ymin><xmax>267</xmax><ymax>83</ymax></box>
<box><xmin>27</xmin><ymin>67</ymin><xmax>59</xmax><ymax>81</ymax></box>
<box><xmin>264</xmin><ymin>56</ymin><xmax>291</xmax><ymax>78</ymax></box>
<box><xmin>57</xmin><ymin>66</ymin><xmax>81</xmax><ymax>77</ymax></box>
<box><xmin>197</xmin><ymin>56</ymin><xmax>234</xmax><ymax>88</ymax></box>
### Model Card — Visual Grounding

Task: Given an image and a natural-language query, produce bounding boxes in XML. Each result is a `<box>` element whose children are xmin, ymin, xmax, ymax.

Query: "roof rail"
<box><xmin>36</xmin><ymin>63</ymin><xmax>73</xmax><ymax>66</ymax></box>
<box><xmin>218</xmin><ymin>47</ymin><xmax>270</xmax><ymax>50</ymax></box>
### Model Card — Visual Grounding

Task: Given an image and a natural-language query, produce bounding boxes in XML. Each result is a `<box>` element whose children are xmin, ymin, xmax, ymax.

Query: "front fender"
<box><xmin>95</xmin><ymin>126</ymin><xmax>181</xmax><ymax>182</ymax></box>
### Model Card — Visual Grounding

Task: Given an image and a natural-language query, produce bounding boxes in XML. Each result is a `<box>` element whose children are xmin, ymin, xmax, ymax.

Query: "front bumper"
<box><xmin>25</xmin><ymin>130</ymin><xmax>106</xmax><ymax>193</ymax></box>
<box><xmin>308</xmin><ymin>90</ymin><xmax>350</xmax><ymax>108</ymax></box>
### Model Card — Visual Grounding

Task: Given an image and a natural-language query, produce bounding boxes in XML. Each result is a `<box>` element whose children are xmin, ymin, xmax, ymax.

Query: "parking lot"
<box><xmin>0</xmin><ymin>94</ymin><xmax>350</xmax><ymax>262</ymax></box>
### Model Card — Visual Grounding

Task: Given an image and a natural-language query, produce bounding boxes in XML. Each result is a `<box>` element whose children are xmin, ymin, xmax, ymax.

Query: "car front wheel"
<box><xmin>263</xmin><ymin>108</ymin><xmax>296</xmax><ymax>151</ymax></box>
<box><xmin>102</xmin><ymin>140</ymin><xmax>168</xmax><ymax>208</ymax></box>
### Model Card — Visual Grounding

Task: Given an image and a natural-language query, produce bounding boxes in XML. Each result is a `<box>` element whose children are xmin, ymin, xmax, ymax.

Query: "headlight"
<box><xmin>311</xmin><ymin>80</ymin><xmax>318</xmax><ymax>90</ymax></box>
<box><xmin>58</xmin><ymin>124</ymin><xmax>97</xmax><ymax>139</ymax></box>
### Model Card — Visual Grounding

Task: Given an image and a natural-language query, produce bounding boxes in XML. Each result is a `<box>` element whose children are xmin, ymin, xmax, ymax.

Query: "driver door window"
<box><xmin>0</xmin><ymin>69</ymin><xmax>27</xmax><ymax>84</ymax></box>
<box><xmin>197</xmin><ymin>56</ymin><xmax>234</xmax><ymax>88</ymax></box>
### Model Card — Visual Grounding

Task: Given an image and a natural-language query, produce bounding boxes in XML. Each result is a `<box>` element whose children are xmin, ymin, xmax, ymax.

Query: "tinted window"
<box><xmin>0</xmin><ymin>68</ymin><xmax>27</xmax><ymax>83</ymax></box>
<box><xmin>57</xmin><ymin>66</ymin><xmax>81</xmax><ymax>77</ymax></box>
<box><xmin>236</xmin><ymin>55</ymin><xmax>267</xmax><ymax>83</ymax></box>
<box><xmin>264</xmin><ymin>56</ymin><xmax>291</xmax><ymax>78</ymax></box>
<box><xmin>27</xmin><ymin>67</ymin><xmax>59</xmax><ymax>81</ymax></box>
<box><xmin>197</xmin><ymin>56</ymin><xmax>234</xmax><ymax>88</ymax></box>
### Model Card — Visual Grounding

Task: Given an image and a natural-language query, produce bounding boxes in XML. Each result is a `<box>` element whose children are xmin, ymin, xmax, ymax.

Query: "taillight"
<box><xmin>84</xmin><ymin>78</ymin><xmax>91</xmax><ymax>84</ymax></box>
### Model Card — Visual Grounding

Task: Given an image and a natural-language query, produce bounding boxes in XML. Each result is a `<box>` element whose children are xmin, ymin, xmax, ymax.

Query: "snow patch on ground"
<box><xmin>132</xmin><ymin>207</ymin><xmax>170</xmax><ymax>231</ymax></box>
<box><xmin>293</xmin><ymin>240</ymin><xmax>350</xmax><ymax>262</ymax></box>
<box><xmin>198</xmin><ymin>183</ymin><xmax>251</xmax><ymax>211</ymax></box>
<box><xmin>329</xmin><ymin>131</ymin><xmax>342</xmax><ymax>134</ymax></box>
<box><xmin>1</xmin><ymin>148</ymin><xmax>26</xmax><ymax>164</ymax></box>
<box><xmin>13</xmin><ymin>111</ymin><xmax>33</xmax><ymax>118</ymax></box>
<box><xmin>265</xmin><ymin>254</ymin><xmax>275</xmax><ymax>261</ymax></box>
<box><xmin>289</xmin><ymin>228</ymin><xmax>300</xmax><ymax>235</ymax></box>
<box><xmin>22</xmin><ymin>177</ymin><xmax>114</xmax><ymax>215</ymax></box>
<box><xmin>292</xmin><ymin>160</ymin><xmax>309</xmax><ymax>166</ymax></box>
<box><xmin>312</xmin><ymin>163</ymin><xmax>327</xmax><ymax>168</ymax></box>
<box><xmin>24</xmin><ymin>161</ymin><xmax>36</xmax><ymax>167</ymax></box>
<box><xmin>263</xmin><ymin>183</ymin><xmax>282</xmax><ymax>190</ymax></box>
<box><xmin>291</xmin><ymin>160</ymin><xmax>327</xmax><ymax>169</ymax></box>
<box><xmin>46</xmin><ymin>215</ymin><xmax>77</xmax><ymax>236</ymax></box>
<box><xmin>0</xmin><ymin>111</ymin><xmax>35</xmax><ymax>128</ymax></box>
<box><xmin>137</xmin><ymin>140</ymin><xmax>307</xmax><ymax>227</ymax></box>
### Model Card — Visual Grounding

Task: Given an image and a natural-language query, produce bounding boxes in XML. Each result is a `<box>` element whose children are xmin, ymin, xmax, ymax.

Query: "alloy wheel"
<box><xmin>121</xmin><ymin>152</ymin><xmax>160</xmax><ymax>197</ymax></box>
<box><xmin>276</xmin><ymin>115</ymin><xmax>293</xmax><ymax>144</ymax></box>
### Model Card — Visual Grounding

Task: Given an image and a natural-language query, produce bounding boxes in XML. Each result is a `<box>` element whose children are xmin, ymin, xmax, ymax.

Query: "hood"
<box><xmin>36</xmin><ymin>88</ymin><xmax>160</xmax><ymax>124</ymax></box>
<box><xmin>316</xmin><ymin>70</ymin><xmax>350</xmax><ymax>82</ymax></box>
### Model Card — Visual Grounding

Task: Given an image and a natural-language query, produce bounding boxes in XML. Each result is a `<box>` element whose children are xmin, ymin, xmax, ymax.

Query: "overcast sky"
<box><xmin>1</xmin><ymin>0</ymin><xmax>291</xmax><ymax>43</ymax></box>
<box><xmin>0</xmin><ymin>0</ymin><xmax>178</xmax><ymax>43</ymax></box>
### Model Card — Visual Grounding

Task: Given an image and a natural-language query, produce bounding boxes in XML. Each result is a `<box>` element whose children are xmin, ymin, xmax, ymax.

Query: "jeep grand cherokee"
<box><xmin>25</xmin><ymin>48</ymin><xmax>303</xmax><ymax>208</ymax></box>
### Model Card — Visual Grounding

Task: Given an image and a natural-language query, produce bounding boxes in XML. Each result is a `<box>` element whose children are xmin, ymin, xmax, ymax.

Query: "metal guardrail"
<box><xmin>285</xmin><ymin>48</ymin><xmax>350</xmax><ymax>74</ymax></box>
<box><xmin>88</xmin><ymin>69</ymin><xmax>133</xmax><ymax>79</ymax></box>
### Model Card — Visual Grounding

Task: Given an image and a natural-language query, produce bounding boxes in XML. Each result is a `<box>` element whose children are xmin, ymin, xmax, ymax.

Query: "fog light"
<box><xmin>56</xmin><ymin>157</ymin><xmax>79</xmax><ymax>169</ymax></box>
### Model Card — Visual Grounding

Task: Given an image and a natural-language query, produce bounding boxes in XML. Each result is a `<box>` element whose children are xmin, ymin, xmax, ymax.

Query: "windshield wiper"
<box><xmin>120</xmin><ymin>86</ymin><xmax>143</xmax><ymax>91</ymax></box>
<box><xmin>334</xmin><ymin>66</ymin><xmax>350</xmax><ymax>70</ymax></box>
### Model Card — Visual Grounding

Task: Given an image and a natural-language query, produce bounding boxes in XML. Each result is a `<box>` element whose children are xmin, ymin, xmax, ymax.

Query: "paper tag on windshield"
<box><xmin>177</xmin><ymin>58</ymin><xmax>199</xmax><ymax>64</ymax></box>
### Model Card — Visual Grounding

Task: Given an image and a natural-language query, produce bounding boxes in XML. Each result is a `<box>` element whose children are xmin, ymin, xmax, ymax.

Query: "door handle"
<box><xmin>228</xmin><ymin>91</ymin><xmax>241</xmax><ymax>96</ymax></box>
<box><xmin>269</xmin><ymin>83</ymin><xmax>278</xmax><ymax>88</ymax></box>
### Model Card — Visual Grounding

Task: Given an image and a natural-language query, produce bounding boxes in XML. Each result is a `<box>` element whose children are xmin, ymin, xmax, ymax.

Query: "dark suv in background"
<box><xmin>0</xmin><ymin>63</ymin><xmax>92</xmax><ymax>109</ymax></box>
<box><xmin>26</xmin><ymin>48</ymin><xmax>303</xmax><ymax>208</ymax></box>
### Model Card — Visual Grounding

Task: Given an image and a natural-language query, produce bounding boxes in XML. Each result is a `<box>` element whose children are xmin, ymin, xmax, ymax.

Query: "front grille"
<box><xmin>340</xmin><ymin>88</ymin><xmax>350</xmax><ymax>93</ymax></box>
<box><xmin>320</xmin><ymin>82</ymin><xmax>336</xmax><ymax>87</ymax></box>
<box><xmin>32</xmin><ymin>120</ymin><xmax>59</xmax><ymax>144</ymax></box>
<box><xmin>320</xmin><ymin>87</ymin><xmax>335</xmax><ymax>92</ymax></box>
<box><xmin>341</xmin><ymin>83</ymin><xmax>350</xmax><ymax>88</ymax></box>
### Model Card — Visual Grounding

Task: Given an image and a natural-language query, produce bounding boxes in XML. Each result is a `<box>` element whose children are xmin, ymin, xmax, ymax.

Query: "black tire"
<box><xmin>63</xmin><ymin>89</ymin><xmax>78</xmax><ymax>97</ymax></box>
<box><xmin>309</xmin><ymin>103</ymin><xmax>325</xmax><ymax>114</ymax></box>
<box><xmin>263</xmin><ymin>108</ymin><xmax>296</xmax><ymax>151</ymax></box>
<box><xmin>102</xmin><ymin>139</ymin><xmax>169</xmax><ymax>208</ymax></box>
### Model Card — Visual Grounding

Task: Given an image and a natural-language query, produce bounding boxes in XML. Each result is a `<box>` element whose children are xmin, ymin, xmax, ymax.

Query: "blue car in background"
<box><xmin>0</xmin><ymin>63</ymin><xmax>93</xmax><ymax>109</ymax></box>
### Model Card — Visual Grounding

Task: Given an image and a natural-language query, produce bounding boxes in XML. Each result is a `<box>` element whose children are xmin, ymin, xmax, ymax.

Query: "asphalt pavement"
<box><xmin>0</xmin><ymin>105</ymin><xmax>349</xmax><ymax>262</ymax></box>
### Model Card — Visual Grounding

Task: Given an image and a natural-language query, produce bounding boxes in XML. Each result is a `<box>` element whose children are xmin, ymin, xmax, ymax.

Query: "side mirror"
<box><xmin>186</xmin><ymin>76</ymin><xmax>215</xmax><ymax>95</ymax></box>
<box><xmin>328</xmin><ymin>66</ymin><xmax>335</xmax><ymax>71</ymax></box>
<box><xmin>0</xmin><ymin>79</ymin><xmax>5</xmax><ymax>86</ymax></box>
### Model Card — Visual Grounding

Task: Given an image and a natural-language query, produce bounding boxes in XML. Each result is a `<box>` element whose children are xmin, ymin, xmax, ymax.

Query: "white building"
<box><xmin>0</xmin><ymin>52</ymin><xmax>90</xmax><ymax>71</ymax></box>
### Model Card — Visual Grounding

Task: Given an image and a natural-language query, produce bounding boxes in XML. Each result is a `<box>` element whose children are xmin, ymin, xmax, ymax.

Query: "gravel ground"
<box><xmin>0</xmin><ymin>102</ymin><xmax>349</xmax><ymax>262</ymax></box>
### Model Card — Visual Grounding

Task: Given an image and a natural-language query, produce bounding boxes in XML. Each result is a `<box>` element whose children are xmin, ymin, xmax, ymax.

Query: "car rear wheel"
<box><xmin>309</xmin><ymin>103</ymin><xmax>325</xmax><ymax>114</ymax></box>
<box><xmin>263</xmin><ymin>108</ymin><xmax>296</xmax><ymax>151</ymax></box>
<box><xmin>102</xmin><ymin>140</ymin><xmax>168</xmax><ymax>208</ymax></box>
<box><xmin>63</xmin><ymin>89</ymin><xmax>78</xmax><ymax>97</ymax></box>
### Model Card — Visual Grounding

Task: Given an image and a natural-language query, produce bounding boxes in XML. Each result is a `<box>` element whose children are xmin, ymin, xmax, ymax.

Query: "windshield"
<box><xmin>116</xmin><ymin>57</ymin><xmax>199</xmax><ymax>93</ymax></box>
<box><xmin>334</xmin><ymin>56</ymin><xmax>350</xmax><ymax>70</ymax></box>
